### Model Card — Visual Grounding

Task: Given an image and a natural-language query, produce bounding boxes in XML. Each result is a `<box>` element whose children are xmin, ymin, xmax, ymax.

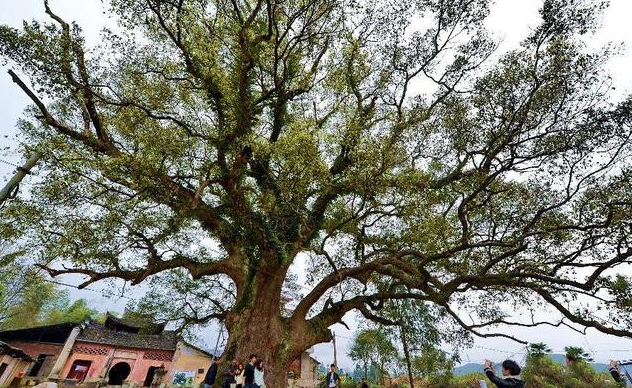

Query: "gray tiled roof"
<box><xmin>77</xmin><ymin>323</ymin><xmax>177</xmax><ymax>351</ymax></box>
<box><xmin>0</xmin><ymin>340</ymin><xmax>35</xmax><ymax>361</ymax></box>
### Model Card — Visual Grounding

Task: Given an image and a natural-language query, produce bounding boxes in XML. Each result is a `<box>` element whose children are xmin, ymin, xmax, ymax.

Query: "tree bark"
<box><xmin>400</xmin><ymin>325</ymin><xmax>414</xmax><ymax>388</ymax></box>
<box><xmin>222</xmin><ymin>313</ymin><xmax>295</xmax><ymax>388</ymax></box>
<box><xmin>218</xmin><ymin>262</ymin><xmax>315</xmax><ymax>388</ymax></box>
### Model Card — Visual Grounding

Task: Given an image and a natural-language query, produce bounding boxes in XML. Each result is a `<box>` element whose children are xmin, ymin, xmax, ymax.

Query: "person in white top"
<box><xmin>254</xmin><ymin>359</ymin><xmax>265</xmax><ymax>388</ymax></box>
<box><xmin>235</xmin><ymin>363</ymin><xmax>245</xmax><ymax>388</ymax></box>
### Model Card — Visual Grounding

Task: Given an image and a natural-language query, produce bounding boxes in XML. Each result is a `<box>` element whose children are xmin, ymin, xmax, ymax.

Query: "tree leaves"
<box><xmin>1</xmin><ymin>0</ymin><xmax>632</xmax><ymax>365</ymax></box>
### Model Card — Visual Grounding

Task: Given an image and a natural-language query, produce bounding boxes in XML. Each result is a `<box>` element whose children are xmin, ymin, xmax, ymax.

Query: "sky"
<box><xmin>1</xmin><ymin>0</ymin><xmax>632</xmax><ymax>372</ymax></box>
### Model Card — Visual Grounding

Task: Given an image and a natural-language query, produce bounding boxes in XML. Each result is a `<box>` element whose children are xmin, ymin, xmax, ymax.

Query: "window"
<box><xmin>66</xmin><ymin>360</ymin><xmax>92</xmax><ymax>381</ymax></box>
<box><xmin>0</xmin><ymin>363</ymin><xmax>9</xmax><ymax>380</ymax></box>
<box><xmin>28</xmin><ymin>355</ymin><xmax>47</xmax><ymax>377</ymax></box>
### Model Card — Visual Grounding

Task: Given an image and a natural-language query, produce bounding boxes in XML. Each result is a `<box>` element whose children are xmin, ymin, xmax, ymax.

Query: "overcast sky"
<box><xmin>1</xmin><ymin>0</ymin><xmax>632</xmax><ymax>371</ymax></box>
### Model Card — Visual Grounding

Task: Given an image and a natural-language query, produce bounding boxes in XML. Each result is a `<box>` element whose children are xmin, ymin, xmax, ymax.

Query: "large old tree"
<box><xmin>2</xmin><ymin>0</ymin><xmax>632</xmax><ymax>385</ymax></box>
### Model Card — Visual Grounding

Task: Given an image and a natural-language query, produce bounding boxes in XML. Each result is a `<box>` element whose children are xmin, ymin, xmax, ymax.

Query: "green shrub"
<box><xmin>522</xmin><ymin>354</ymin><xmax>611</xmax><ymax>388</ymax></box>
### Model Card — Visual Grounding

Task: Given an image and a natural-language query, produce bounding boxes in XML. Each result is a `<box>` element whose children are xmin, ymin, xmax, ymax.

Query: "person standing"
<box><xmin>325</xmin><ymin>364</ymin><xmax>340</xmax><ymax>388</ymax></box>
<box><xmin>609</xmin><ymin>360</ymin><xmax>627</xmax><ymax>386</ymax></box>
<box><xmin>243</xmin><ymin>354</ymin><xmax>257</xmax><ymax>388</ymax></box>
<box><xmin>221</xmin><ymin>359</ymin><xmax>238</xmax><ymax>388</ymax></box>
<box><xmin>254</xmin><ymin>359</ymin><xmax>265</xmax><ymax>388</ymax></box>
<box><xmin>235</xmin><ymin>363</ymin><xmax>245</xmax><ymax>388</ymax></box>
<box><xmin>360</xmin><ymin>377</ymin><xmax>369</xmax><ymax>388</ymax></box>
<box><xmin>483</xmin><ymin>359</ymin><xmax>525</xmax><ymax>388</ymax></box>
<box><xmin>204</xmin><ymin>356</ymin><xmax>220</xmax><ymax>388</ymax></box>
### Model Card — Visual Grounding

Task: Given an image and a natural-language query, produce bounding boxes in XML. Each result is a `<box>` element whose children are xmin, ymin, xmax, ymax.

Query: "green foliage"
<box><xmin>600</xmin><ymin>275</ymin><xmax>632</xmax><ymax>311</ymax></box>
<box><xmin>385</xmin><ymin>358</ymin><xmax>617</xmax><ymax>388</ymax></box>
<box><xmin>565</xmin><ymin>346</ymin><xmax>593</xmax><ymax>363</ymax></box>
<box><xmin>41</xmin><ymin>298</ymin><xmax>100</xmax><ymax>326</ymax></box>
<box><xmin>522</xmin><ymin>353</ymin><xmax>610</xmax><ymax>388</ymax></box>
<box><xmin>1</xmin><ymin>281</ymin><xmax>100</xmax><ymax>330</ymax></box>
<box><xmin>383</xmin><ymin>345</ymin><xmax>620</xmax><ymax>388</ymax></box>
<box><xmin>522</xmin><ymin>353</ymin><xmax>566</xmax><ymax>388</ymax></box>
<box><xmin>0</xmin><ymin>252</ymin><xmax>100</xmax><ymax>329</ymax></box>
<box><xmin>356</xmin><ymin>291</ymin><xmax>468</xmax><ymax>385</ymax></box>
<box><xmin>339</xmin><ymin>377</ymin><xmax>359</xmax><ymax>388</ymax></box>
<box><xmin>348</xmin><ymin>328</ymin><xmax>398</xmax><ymax>384</ymax></box>
<box><xmin>442</xmin><ymin>374</ymin><xmax>485</xmax><ymax>388</ymax></box>
<box><xmin>412</xmin><ymin>348</ymin><xmax>456</xmax><ymax>382</ymax></box>
<box><xmin>527</xmin><ymin>343</ymin><xmax>552</xmax><ymax>359</ymax></box>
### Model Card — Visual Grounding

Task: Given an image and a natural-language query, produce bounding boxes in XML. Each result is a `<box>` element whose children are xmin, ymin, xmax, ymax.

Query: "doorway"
<box><xmin>143</xmin><ymin>366</ymin><xmax>160</xmax><ymax>387</ymax></box>
<box><xmin>108</xmin><ymin>362</ymin><xmax>131</xmax><ymax>385</ymax></box>
<box><xmin>28</xmin><ymin>354</ymin><xmax>47</xmax><ymax>377</ymax></box>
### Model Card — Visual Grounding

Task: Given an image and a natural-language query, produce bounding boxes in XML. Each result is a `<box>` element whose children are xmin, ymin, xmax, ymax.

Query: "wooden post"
<box><xmin>212</xmin><ymin>324</ymin><xmax>223</xmax><ymax>356</ymax></box>
<box><xmin>48</xmin><ymin>325</ymin><xmax>81</xmax><ymax>380</ymax></box>
<box><xmin>332</xmin><ymin>331</ymin><xmax>337</xmax><ymax>368</ymax></box>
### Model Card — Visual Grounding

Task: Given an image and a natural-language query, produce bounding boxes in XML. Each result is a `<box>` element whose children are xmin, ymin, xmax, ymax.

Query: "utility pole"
<box><xmin>0</xmin><ymin>152</ymin><xmax>40</xmax><ymax>205</ymax></box>
<box><xmin>332</xmin><ymin>331</ymin><xmax>337</xmax><ymax>367</ymax></box>
<box><xmin>212</xmin><ymin>324</ymin><xmax>223</xmax><ymax>357</ymax></box>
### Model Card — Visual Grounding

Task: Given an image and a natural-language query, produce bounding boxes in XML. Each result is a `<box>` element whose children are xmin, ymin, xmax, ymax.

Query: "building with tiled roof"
<box><xmin>0</xmin><ymin>340</ymin><xmax>35</xmax><ymax>387</ymax></box>
<box><xmin>77</xmin><ymin>322</ymin><xmax>177</xmax><ymax>351</ymax></box>
<box><xmin>0</xmin><ymin>315</ymin><xmax>178</xmax><ymax>387</ymax></box>
<box><xmin>0</xmin><ymin>316</ymin><xmax>320</xmax><ymax>388</ymax></box>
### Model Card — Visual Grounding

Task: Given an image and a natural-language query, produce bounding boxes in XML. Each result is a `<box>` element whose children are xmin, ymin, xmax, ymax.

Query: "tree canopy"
<box><xmin>349</xmin><ymin>328</ymin><xmax>398</xmax><ymax>383</ymax></box>
<box><xmin>1</xmin><ymin>0</ymin><xmax>632</xmax><ymax>385</ymax></box>
<box><xmin>0</xmin><ymin>259</ymin><xmax>100</xmax><ymax>330</ymax></box>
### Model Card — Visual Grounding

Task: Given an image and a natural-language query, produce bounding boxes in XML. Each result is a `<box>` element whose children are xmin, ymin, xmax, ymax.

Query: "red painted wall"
<box><xmin>2</xmin><ymin>341</ymin><xmax>64</xmax><ymax>377</ymax></box>
<box><xmin>2</xmin><ymin>341</ymin><xmax>63</xmax><ymax>358</ymax></box>
<box><xmin>60</xmin><ymin>341</ymin><xmax>173</xmax><ymax>385</ymax></box>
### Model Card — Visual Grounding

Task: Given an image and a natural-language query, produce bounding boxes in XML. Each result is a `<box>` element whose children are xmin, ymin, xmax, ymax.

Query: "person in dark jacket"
<box><xmin>483</xmin><ymin>359</ymin><xmax>525</xmax><ymax>388</ymax></box>
<box><xmin>243</xmin><ymin>354</ymin><xmax>257</xmax><ymax>388</ymax></box>
<box><xmin>360</xmin><ymin>378</ymin><xmax>369</xmax><ymax>388</ymax></box>
<box><xmin>221</xmin><ymin>359</ymin><xmax>239</xmax><ymax>388</ymax></box>
<box><xmin>204</xmin><ymin>356</ymin><xmax>220</xmax><ymax>388</ymax></box>
<box><xmin>325</xmin><ymin>364</ymin><xmax>340</xmax><ymax>388</ymax></box>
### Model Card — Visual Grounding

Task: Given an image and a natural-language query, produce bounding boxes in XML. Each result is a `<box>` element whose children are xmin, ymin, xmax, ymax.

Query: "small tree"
<box><xmin>565</xmin><ymin>346</ymin><xmax>593</xmax><ymax>363</ymax></box>
<box><xmin>369</xmin><ymin>295</ymin><xmax>468</xmax><ymax>388</ymax></box>
<box><xmin>412</xmin><ymin>348</ymin><xmax>455</xmax><ymax>386</ymax></box>
<box><xmin>527</xmin><ymin>343</ymin><xmax>552</xmax><ymax>359</ymax></box>
<box><xmin>349</xmin><ymin>328</ymin><xmax>398</xmax><ymax>384</ymax></box>
<box><xmin>523</xmin><ymin>350</ymin><xmax>610</xmax><ymax>388</ymax></box>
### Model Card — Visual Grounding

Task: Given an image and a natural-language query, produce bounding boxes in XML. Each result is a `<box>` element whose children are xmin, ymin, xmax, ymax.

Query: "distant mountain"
<box><xmin>453</xmin><ymin>362</ymin><xmax>487</xmax><ymax>376</ymax></box>
<box><xmin>454</xmin><ymin>354</ymin><xmax>610</xmax><ymax>376</ymax></box>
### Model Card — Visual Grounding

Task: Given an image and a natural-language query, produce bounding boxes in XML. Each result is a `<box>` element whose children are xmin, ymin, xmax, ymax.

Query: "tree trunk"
<box><xmin>400</xmin><ymin>325</ymin><xmax>414</xmax><ymax>388</ymax></box>
<box><xmin>222</xmin><ymin>312</ymin><xmax>292</xmax><ymax>384</ymax></box>
<box><xmin>218</xmin><ymin>262</ymin><xmax>313</xmax><ymax>388</ymax></box>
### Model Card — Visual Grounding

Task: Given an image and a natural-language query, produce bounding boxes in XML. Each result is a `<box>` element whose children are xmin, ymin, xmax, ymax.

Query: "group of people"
<box><xmin>483</xmin><ymin>356</ymin><xmax>628</xmax><ymax>387</ymax></box>
<box><xmin>204</xmin><ymin>354</ymin><xmax>628</xmax><ymax>388</ymax></box>
<box><xmin>204</xmin><ymin>355</ymin><xmax>266</xmax><ymax>388</ymax></box>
